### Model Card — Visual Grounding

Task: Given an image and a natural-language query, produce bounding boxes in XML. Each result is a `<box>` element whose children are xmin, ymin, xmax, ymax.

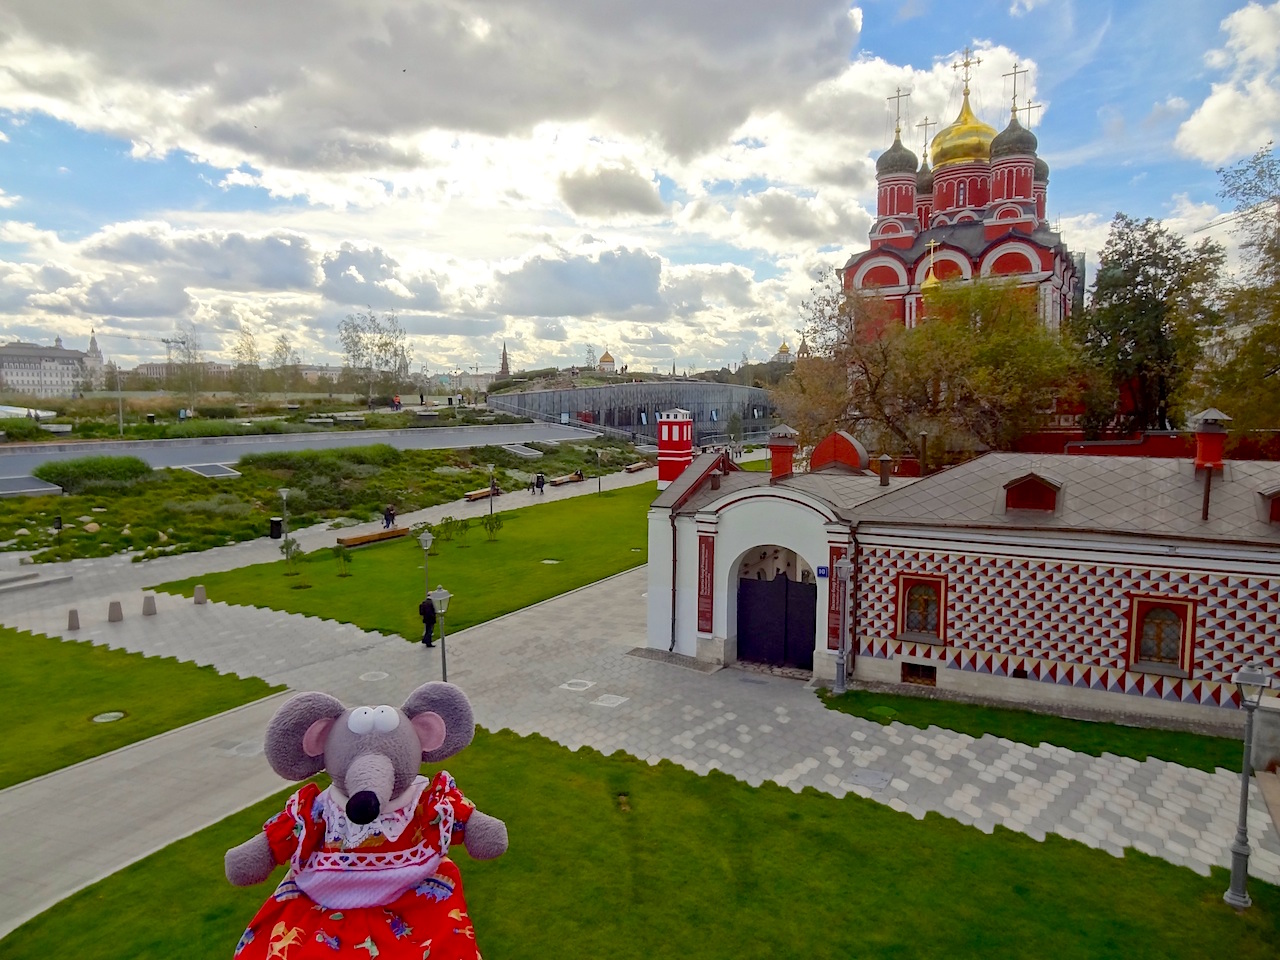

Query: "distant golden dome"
<box><xmin>931</xmin><ymin>90</ymin><xmax>997</xmax><ymax>169</ymax></box>
<box><xmin>599</xmin><ymin>350</ymin><xmax>614</xmax><ymax>363</ymax></box>
<box><xmin>920</xmin><ymin>267</ymin><xmax>942</xmax><ymax>294</ymax></box>
<box><xmin>778</xmin><ymin>341</ymin><xmax>790</xmax><ymax>354</ymax></box>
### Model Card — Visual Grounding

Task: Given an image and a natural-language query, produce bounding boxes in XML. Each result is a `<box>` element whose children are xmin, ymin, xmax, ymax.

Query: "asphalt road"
<box><xmin>0</xmin><ymin>423</ymin><xmax>599</xmax><ymax>476</ymax></box>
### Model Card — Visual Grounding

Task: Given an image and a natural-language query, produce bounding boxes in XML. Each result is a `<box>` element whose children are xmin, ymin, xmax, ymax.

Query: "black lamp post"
<box><xmin>429</xmin><ymin>585</ymin><xmax>453</xmax><ymax>682</ymax></box>
<box><xmin>1224</xmin><ymin>661</ymin><xmax>1274</xmax><ymax>910</ymax></box>
<box><xmin>833</xmin><ymin>556</ymin><xmax>853</xmax><ymax>695</ymax></box>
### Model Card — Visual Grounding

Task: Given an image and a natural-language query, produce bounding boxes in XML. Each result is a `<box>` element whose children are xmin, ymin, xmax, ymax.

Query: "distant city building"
<box><xmin>769</xmin><ymin>341</ymin><xmax>795</xmax><ymax>364</ymax></box>
<box><xmin>0</xmin><ymin>334</ymin><xmax>100</xmax><ymax>398</ymax></box>
<box><xmin>298</xmin><ymin>363</ymin><xmax>345</xmax><ymax>384</ymax></box>
<box><xmin>498</xmin><ymin>343</ymin><xmax>510</xmax><ymax>378</ymax></box>
<box><xmin>133</xmin><ymin>360</ymin><xmax>229</xmax><ymax>381</ymax></box>
<box><xmin>598</xmin><ymin>349</ymin><xmax>616</xmax><ymax>374</ymax></box>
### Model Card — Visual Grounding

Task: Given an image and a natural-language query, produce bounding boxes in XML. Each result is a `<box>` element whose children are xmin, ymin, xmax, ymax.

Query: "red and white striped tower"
<box><xmin>657</xmin><ymin>408</ymin><xmax>694</xmax><ymax>489</ymax></box>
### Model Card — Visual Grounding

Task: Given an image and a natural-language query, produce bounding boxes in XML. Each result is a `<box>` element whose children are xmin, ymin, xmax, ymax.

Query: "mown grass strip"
<box><xmin>152</xmin><ymin>484</ymin><xmax>653</xmax><ymax>638</ymax></box>
<box><xmin>3</xmin><ymin>728</ymin><xmax>1276</xmax><ymax>959</ymax></box>
<box><xmin>0</xmin><ymin>625</ymin><xmax>281</xmax><ymax>789</ymax></box>
<box><xmin>823</xmin><ymin>688</ymin><xmax>1242</xmax><ymax>773</ymax></box>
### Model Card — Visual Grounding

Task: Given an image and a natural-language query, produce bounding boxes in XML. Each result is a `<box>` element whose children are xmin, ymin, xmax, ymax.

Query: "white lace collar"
<box><xmin>321</xmin><ymin>775</ymin><xmax>430</xmax><ymax>847</ymax></box>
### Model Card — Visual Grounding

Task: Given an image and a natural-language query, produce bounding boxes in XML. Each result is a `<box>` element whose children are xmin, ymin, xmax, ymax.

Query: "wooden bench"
<box><xmin>623</xmin><ymin>461</ymin><xmax>651</xmax><ymax>473</ymax></box>
<box><xmin>464</xmin><ymin>487</ymin><xmax>501</xmax><ymax>502</ymax></box>
<box><xmin>549</xmin><ymin>472</ymin><xmax>586</xmax><ymax>486</ymax></box>
<box><xmin>336</xmin><ymin>527</ymin><xmax>409</xmax><ymax>548</ymax></box>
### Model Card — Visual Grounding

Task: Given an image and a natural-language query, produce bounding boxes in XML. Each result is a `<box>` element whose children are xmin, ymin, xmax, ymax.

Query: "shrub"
<box><xmin>0</xmin><ymin>418</ymin><xmax>46</xmax><ymax>442</ymax></box>
<box><xmin>33</xmin><ymin>456</ymin><xmax>152</xmax><ymax>494</ymax></box>
<box><xmin>196</xmin><ymin>405</ymin><xmax>237</xmax><ymax>419</ymax></box>
<box><xmin>481</xmin><ymin>513</ymin><xmax>504</xmax><ymax>540</ymax></box>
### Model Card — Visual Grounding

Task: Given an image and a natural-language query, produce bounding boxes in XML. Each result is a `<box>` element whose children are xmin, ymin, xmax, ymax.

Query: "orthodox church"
<box><xmin>841</xmin><ymin>51</ymin><xmax>1080</xmax><ymax>330</ymax></box>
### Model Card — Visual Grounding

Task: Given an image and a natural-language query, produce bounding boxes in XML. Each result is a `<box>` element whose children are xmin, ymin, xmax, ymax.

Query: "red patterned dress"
<box><xmin>234</xmin><ymin>770</ymin><xmax>483</xmax><ymax>960</ymax></box>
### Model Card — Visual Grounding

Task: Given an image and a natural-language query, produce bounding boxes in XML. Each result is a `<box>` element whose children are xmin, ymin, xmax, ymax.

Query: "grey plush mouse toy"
<box><xmin>225</xmin><ymin>681</ymin><xmax>507</xmax><ymax>960</ymax></box>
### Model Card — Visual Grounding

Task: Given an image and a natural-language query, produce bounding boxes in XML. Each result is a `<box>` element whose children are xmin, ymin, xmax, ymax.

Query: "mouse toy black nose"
<box><xmin>346</xmin><ymin>790</ymin><xmax>381</xmax><ymax>824</ymax></box>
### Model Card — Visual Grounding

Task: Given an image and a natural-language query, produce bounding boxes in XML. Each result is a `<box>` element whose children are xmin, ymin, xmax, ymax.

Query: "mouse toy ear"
<box><xmin>264</xmin><ymin>692</ymin><xmax>346</xmax><ymax>780</ymax></box>
<box><xmin>402</xmin><ymin>682</ymin><xmax>475</xmax><ymax>763</ymax></box>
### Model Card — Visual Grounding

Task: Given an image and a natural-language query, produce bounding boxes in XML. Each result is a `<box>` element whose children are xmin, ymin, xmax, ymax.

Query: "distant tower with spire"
<box><xmin>498</xmin><ymin>342</ymin><xmax>510</xmax><ymax>377</ymax></box>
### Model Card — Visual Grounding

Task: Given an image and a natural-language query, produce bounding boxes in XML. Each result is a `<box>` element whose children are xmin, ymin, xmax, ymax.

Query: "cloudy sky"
<box><xmin>0</xmin><ymin>0</ymin><xmax>1276</xmax><ymax>375</ymax></box>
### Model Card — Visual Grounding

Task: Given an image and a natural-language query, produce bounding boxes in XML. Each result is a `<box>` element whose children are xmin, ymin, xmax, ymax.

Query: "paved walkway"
<box><xmin>2</xmin><ymin>457</ymin><xmax>1278</xmax><ymax>938</ymax></box>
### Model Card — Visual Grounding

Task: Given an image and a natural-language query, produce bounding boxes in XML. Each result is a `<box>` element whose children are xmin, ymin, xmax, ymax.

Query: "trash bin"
<box><xmin>270</xmin><ymin>517</ymin><xmax>283</xmax><ymax>539</ymax></box>
<box><xmin>146</xmin><ymin>413</ymin><xmax>156</xmax><ymax>424</ymax></box>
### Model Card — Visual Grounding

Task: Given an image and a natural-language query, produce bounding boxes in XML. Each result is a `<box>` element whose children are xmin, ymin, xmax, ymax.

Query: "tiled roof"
<box><xmin>660</xmin><ymin>463</ymin><xmax>919</xmax><ymax>518</ymax></box>
<box><xmin>851</xmin><ymin>452</ymin><xmax>1280</xmax><ymax>546</ymax></box>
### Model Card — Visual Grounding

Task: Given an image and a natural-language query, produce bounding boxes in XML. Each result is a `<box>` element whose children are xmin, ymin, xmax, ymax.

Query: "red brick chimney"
<box><xmin>768</xmin><ymin>424</ymin><xmax>799</xmax><ymax>483</ymax></box>
<box><xmin>1193</xmin><ymin>408</ymin><xmax>1232</xmax><ymax>471</ymax></box>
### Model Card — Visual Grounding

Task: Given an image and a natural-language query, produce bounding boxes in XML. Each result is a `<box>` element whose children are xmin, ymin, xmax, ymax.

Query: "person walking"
<box><xmin>418</xmin><ymin>596</ymin><xmax>437</xmax><ymax>647</ymax></box>
<box><xmin>383</xmin><ymin>504</ymin><xmax>396</xmax><ymax>529</ymax></box>
<box><xmin>535</xmin><ymin>473</ymin><xmax>545</xmax><ymax>495</ymax></box>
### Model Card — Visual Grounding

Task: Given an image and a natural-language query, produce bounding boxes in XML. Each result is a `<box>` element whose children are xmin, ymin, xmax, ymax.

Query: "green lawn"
<box><xmin>824</xmin><ymin>689</ymin><xmax>1242</xmax><ymax>774</ymax></box>
<box><xmin>152</xmin><ymin>484</ymin><xmax>653</xmax><ymax>639</ymax></box>
<box><xmin>0</xmin><ymin>625</ymin><xmax>280</xmax><ymax>789</ymax></box>
<box><xmin>738</xmin><ymin>457</ymin><xmax>770</xmax><ymax>471</ymax></box>
<box><xmin>4</xmin><ymin>728</ymin><xmax>1276</xmax><ymax>960</ymax></box>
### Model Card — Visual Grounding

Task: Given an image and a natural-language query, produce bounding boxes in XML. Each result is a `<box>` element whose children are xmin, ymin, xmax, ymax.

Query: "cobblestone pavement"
<box><xmin>1</xmin><ymin>460</ymin><xmax>1276</xmax><ymax>936</ymax></box>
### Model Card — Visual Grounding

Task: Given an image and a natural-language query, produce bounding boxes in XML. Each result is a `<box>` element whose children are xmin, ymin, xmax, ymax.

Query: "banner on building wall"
<box><xmin>697</xmin><ymin>535</ymin><xmax>715</xmax><ymax>633</ymax></box>
<box><xmin>827</xmin><ymin>545</ymin><xmax>849</xmax><ymax>650</ymax></box>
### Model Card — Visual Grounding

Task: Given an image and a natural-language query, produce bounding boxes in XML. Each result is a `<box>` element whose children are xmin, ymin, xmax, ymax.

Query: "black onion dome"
<box><xmin>990</xmin><ymin>115</ymin><xmax>1038</xmax><ymax>159</ymax></box>
<box><xmin>1034</xmin><ymin>156</ymin><xmax>1050</xmax><ymax>182</ymax></box>
<box><xmin>876</xmin><ymin>132</ymin><xmax>919</xmax><ymax>177</ymax></box>
<box><xmin>916</xmin><ymin>158</ymin><xmax>934</xmax><ymax>194</ymax></box>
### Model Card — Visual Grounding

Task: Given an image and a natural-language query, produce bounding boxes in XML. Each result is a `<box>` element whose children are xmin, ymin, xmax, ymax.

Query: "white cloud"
<box><xmin>1009</xmin><ymin>0</ymin><xmax>1051</xmax><ymax>16</ymax></box>
<box><xmin>1175</xmin><ymin>1</ymin><xmax>1280</xmax><ymax>164</ymax></box>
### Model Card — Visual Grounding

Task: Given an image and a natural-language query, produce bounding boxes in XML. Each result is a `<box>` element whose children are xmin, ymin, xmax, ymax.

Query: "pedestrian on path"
<box><xmin>535</xmin><ymin>473</ymin><xmax>545</xmax><ymax>495</ymax></box>
<box><xmin>419</xmin><ymin>596</ymin><xmax>437</xmax><ymax>646</ymax></box>
<box><xmin>383</xmin><ymin>504</ymin><xmax>397</xmax><ymax>529</ymax></box>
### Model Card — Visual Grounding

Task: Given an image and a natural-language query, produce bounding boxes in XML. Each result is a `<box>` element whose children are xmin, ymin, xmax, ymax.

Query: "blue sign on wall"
<box><xmin>816</xmin><ymin>566</ymin><xmax>829</xmax><ymax>578</ymax></box>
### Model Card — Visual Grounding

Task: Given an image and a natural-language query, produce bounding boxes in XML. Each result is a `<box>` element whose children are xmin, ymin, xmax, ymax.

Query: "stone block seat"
<box><xmin>335</xmin><ymin>527</ymin><xmax>408</xmax><ymax>548</ymax></box>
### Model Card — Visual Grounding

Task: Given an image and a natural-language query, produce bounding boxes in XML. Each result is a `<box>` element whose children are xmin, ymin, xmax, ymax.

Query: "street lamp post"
<box><xmin>833</xmin><ymin>555</ymin><xmax>853</xmax><ymax>695</ymax></box>
<box><xmin>487</xmin><ymin>464</ymin><xmax>496</xmax><ymax>517</ymax></box>
<box><xmin>279</xmin><ymin>488</ymin><xmax>290</xmax><ymax>542</ymax></box>
<box><xmin>418</xmin><ymin>530</ymin><xmax>435</xmax><ymax>634</ymax></box>
<box><xmin>1225</xmin><ymin>661</ymin><xmax>1274</xmax><ymax>909</ymax></box>
<box><xmin>429</xmin><ymin>585</ymin><xmax>453</xmax><ymax>683</ymax></box>
<box><xmin>596</xmin><ymin>449</ymin><xmax>602</xmax><ymax>495</ymax></box>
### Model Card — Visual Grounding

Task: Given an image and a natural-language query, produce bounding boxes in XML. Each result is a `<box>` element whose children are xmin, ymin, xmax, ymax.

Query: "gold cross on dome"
<box><xmin>917</xmin><ymin>115</ymin><xmax>937</xmax><ymax>152</ymax></box>
<box><xmin>952</xmin><ymin>45</ymin><xmax>983</xmax><ymax>91</ymax></box>
<box><xmin>887</xmin><ymin>86</ymin><xmax>911</xmax><ymax>132</ymax></box>
<box><xmin>925</xmin><ymin>238</ymin><xmax>941</xmax><ymax>262</ymax></box>
<box><xmin>1003</xmin><ymin>61</ymin><xmax>1030</xmax><ymax>110</ymax></box>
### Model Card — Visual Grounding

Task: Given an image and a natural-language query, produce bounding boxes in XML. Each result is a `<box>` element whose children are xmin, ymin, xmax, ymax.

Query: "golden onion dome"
<box><xmin>920</xmin><ymin>266</ymin><xmax>942</xmax><ymax>294</ymax></box>
<box><xmin>931</xmin><ymin>90</ymin><xmax>997</xmax><ymax>169</ymax></box>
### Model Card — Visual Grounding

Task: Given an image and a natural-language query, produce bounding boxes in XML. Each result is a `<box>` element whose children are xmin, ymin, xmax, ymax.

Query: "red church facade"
<box><xmin>842</xmin><ymin>73</ymin><xmax>1079</xmax><ymax>331</ymax></box>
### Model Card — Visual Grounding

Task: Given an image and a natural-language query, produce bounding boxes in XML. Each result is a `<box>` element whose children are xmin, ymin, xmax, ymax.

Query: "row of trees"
<box><xmin>775</xmin><ymin>143</ymin><xmax>1279</xmax><ymax>452</ymax></box>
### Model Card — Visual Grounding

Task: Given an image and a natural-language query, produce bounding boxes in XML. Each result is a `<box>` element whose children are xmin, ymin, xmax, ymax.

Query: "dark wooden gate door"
<box><xmin>737</xmin><ymin>577</ymin><xmax>785</xmax><ymax>665</ymax></box>
<box><xmin>784</xmin><ymin>579</ymin><xmax>817</xmax><ymax>670</ymax></box>
<box><xmin>737</xmin><ymin>577</ymin><xmax>817</xmax><ymax>670</ymax></box>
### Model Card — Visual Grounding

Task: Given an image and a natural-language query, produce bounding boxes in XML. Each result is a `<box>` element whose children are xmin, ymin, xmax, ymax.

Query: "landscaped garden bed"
<box><xmin>0</xmin><ymin>440</ymin><xmax>641</xmax><ymax>563</ymax></box>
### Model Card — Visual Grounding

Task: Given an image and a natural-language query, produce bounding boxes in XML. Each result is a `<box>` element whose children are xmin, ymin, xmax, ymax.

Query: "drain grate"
<box><xmin>559</xmin><ymin>679</ymin><xmax>596</xmax><ymax>691</ymax></box>
<box><xmin>360</xmin><ymin>671</ymin><xmax>389</xmax><ymax>681</ymax></box>
<box><xmin>92</xmin><ymin>711</ymin><xmax>125</xmax><ymax>723</ymax></box>
<box><xmin>591</xmin><ymin>694</ymin><xmax>629</xmax><ymax>708</ymax></box>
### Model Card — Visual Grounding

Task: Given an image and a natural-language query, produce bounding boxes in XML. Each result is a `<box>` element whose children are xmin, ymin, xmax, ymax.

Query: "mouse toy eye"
<box><xmin>347</xmin><ymin>707</ymin><xmax>375</xmax><ymax>735</ymax></box>
<box><xmin>372</xmin><ymin>705</ymin><xmax>400</xmax><ymax>733</ymax></box>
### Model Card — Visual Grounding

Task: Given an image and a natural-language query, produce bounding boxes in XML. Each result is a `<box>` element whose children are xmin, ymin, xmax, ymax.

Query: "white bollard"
<box><xmin>108</xmin><ymin>600</ymin><xmax>123</xmax><ymax>623</ymax></box>
<box><xmin>142</xmin><ymin>595</ymin><xmax>157</xmax><ymax>616</ymax></box>
<box><xmin>194</xmin><ymin>584</ymin><xmax>207</xmax><ymax>605</ymax></box>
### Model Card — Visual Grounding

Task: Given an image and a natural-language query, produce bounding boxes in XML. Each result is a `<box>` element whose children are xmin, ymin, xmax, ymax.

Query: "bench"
<box><xmin>464</xmin><ymin>487</ymin><xmax>501</xmax><ymax>502</ymax></box>
<box><xmin>336</xmin><ymin>527</ymin><xmax>409</xmax><ymax>548</ymax></box>
<box><xmin>549</xmin><ymin>472</ymin><xmax>586</xmax><ymax>487</ymax></box>
<box><xmin>305</xmin><ymin>417</ymin><xmax>335</xmax><ymax>426</ymax></box>
<box><xmin>623</xmin><ymin>461</ymin><xmax>651</xmax><ymax>473</ymax></box>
